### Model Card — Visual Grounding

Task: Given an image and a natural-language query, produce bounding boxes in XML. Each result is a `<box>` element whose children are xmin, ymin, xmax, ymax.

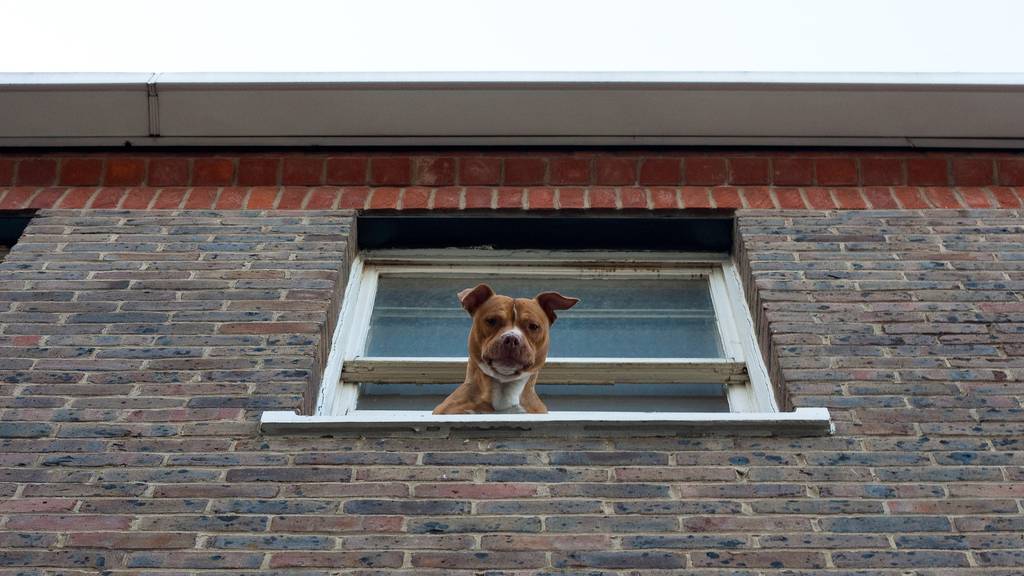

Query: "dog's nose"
<box><xmin>502</xmin><ymin>333</ymin><xmax>521</xmax><ymax>348</ymax></box>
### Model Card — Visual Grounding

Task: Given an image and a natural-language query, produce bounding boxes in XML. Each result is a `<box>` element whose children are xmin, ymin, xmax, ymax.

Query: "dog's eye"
<box><xmin>485</xmin><ymin>317</ymin><xmax>499</xmax><ymax>327</ymax></box>
<box><xmin>527</xmin><ymin>322</ymin><xmax>540</xmax><ymax>332</ymax></box>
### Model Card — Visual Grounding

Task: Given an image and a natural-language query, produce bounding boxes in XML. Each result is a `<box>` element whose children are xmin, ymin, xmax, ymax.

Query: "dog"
<box><xmin>433</xmin><ymin>283</ymin><xmax>579</xmax><ymax>414</ymax></box>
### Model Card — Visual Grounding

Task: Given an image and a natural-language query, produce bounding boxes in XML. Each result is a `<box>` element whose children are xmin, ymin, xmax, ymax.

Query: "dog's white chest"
<box><xmin>490</xmin><ymin>373</ymin><xmax>530</xmax><ymax>413</ymax></box>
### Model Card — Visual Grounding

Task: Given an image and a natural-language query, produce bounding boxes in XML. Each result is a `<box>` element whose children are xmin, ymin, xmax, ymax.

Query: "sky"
<box><xmin>2</xmin><ymin>0</ymin><xmax>1023</xmax><ymax>74</ymax></box>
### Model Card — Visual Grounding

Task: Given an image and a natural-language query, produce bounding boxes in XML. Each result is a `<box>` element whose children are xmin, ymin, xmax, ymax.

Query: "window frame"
<box><xmin>314</xmin><ymin>248</ymin><xmax>779</xmax><ymax>418</ymax></box>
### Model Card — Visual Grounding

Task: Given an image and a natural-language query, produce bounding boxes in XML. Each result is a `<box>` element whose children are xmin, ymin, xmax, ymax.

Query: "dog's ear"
<box><xmin>458</xmin><ymin>284</ymin><xmax>495</xmax><ymax>315</ymax></box>
<box><xmin>535</xmin><ymin>292</ymin><xmax>580</xmax><ymax>325</ymax></box>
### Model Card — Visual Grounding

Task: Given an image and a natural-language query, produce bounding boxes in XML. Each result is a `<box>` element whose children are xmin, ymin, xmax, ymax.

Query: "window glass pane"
<box><xmin>357</xmin><ymin>382</ymin><xmax>729</xmax><ymax>413</ymax></box>
<box><xmin>365</xmin><ymin>275</ymin><xmax>724</xmax><ymax>358</ymax></box>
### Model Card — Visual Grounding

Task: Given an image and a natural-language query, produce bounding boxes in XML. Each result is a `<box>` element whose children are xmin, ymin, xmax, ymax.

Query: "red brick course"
<box><xmin>1</xmin><ymin>184</ymin><xmax>1022</xmax><ymax>211</ymax></box>
<box><xmin>1</xmin><ymin>152</ymin><xmax>1018</xmax><ymax>189</ymax></box>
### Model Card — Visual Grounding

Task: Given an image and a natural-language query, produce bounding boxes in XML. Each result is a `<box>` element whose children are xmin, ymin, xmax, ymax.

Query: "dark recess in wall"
<box><xmin>357</xmin><ymin>213</ymin><xmax>733</xmax><ymax>252</ymax></box>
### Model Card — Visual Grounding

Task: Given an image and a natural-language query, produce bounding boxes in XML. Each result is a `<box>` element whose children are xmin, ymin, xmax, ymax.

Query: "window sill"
<box><xmin>260</xmin><ymin>407</ymin><xmax>832</xmax><ymax>436</ymax></box>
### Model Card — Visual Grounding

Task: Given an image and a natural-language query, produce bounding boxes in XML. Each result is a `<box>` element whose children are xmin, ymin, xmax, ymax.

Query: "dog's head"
<box><xmin>458</xmin><ymin>284</ymin><xmax>579</xmax><ymax>382</ymax></box>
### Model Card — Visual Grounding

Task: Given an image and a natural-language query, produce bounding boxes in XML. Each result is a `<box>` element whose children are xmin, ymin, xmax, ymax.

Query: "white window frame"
<box><xmin>261</xmin><ymin>249</ymin><xmax>831</xmax><ymax>434</ymax></box>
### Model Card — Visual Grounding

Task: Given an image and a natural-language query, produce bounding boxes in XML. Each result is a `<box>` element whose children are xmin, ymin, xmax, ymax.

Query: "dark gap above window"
<box><xmin>0</xmin><ymin>211</ymin><xmax>33</xmax><ymax>263</ymax></box>
<box><xmin>357</xmin><ymin>214</ymin><xmax>733</xmax><ymax>252</ymax></box>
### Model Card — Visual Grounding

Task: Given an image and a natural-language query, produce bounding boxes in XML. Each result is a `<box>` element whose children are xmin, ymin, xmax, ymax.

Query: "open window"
<box><xmin>261</xmin><ymin>216</ymin><xmax>830</xmax><ymax>434</ymax></box>
<box><xmin>318</xmin><ymin>250</ymin><xmax>774</xmax><ymax>416</ymax></box>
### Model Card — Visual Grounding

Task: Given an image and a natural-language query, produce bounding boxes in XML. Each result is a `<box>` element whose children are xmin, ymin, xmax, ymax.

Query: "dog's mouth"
<box><xmin>479</xmin><ymin>357</ymin><xmax>532</xmax><ymax>381</ymax></box>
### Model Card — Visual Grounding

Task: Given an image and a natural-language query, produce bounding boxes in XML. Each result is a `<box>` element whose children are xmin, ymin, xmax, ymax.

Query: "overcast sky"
<box><xmin>3</xmin><ymin>0</ymin><xmax>1023</xmax><ymax>74</ymax></box>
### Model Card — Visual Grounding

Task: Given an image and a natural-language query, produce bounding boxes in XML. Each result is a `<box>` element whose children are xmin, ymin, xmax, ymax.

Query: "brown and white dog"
<box><xmin>433</xmin><ymin>284</ymin><xmax>579</xmax><ymax>414</ymax></box>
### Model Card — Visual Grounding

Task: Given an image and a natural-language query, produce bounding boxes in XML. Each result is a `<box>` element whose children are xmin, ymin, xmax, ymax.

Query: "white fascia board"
<box><xmin>260</xmin><ymin>407</ymin><xmax>833</xmax><ymax>436</ymax></box>
<box><xmin>1</xmin><ymin>72</ymin><xmax>1023</xmax><ymax>147</ymax></box>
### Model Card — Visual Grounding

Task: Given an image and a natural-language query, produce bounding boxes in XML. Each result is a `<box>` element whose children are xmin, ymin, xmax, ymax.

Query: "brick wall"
<box><xmin>0</xmin><ymin>205</ymin><xmax>1022</xmax><ymax>573</ymax></box>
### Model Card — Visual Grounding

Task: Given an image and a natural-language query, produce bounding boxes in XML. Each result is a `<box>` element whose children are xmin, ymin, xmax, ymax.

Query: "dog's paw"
<box><xmin>494</xmin><ymin>405</ymin><xmax>526</xmax><ymax>414</ymax></box>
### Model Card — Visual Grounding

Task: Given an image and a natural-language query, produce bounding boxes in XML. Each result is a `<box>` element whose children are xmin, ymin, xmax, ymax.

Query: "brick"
<box><xmin>276</xmin><ymin>186</ymin><xmax>309</xmax><ymax>209</ymax></box>
<box><xmin>432</xmin><ymin>187</ymin><xmax>461</xmax><ymax>209</ymax></box>
<box><xmin>87</xmin><ymin>187</ymin><xmax>122</xmax><ymax>208</ymax></box>
<box><xmin>237</xmin><ymin>157</ymin><xmax>280</xmax><ymax>185</ymax></box>
<box><xmin>892</xmin><ymin>186</ymin><xmax>928</xmax><ymax>208</ymax></box>
<box><xmin>772</xmin><ymin>157</ymin><xmax>814</xmax><ymax>185</ymax></box>
<box><xmin>0</xmin><ymin>498</ymin><xmax>77</xmax><ymax>512</ymax></box>
<box><xmin>413</xmin><ymin>483</ymin><xmax>538</xmax><ymax>499</ymax></box>
<box><xmin>482</xmin><ymin>534</ymin><xmax>610</xmax><ymax>551</ymax></box>
<box><xmin>137</xmin><ymin>514</ymin><xmax>269</xmax><ymax>532</ymax></box>
<box><xmin>649</xmin><ymin>187</ymin><xmax>679</xmax><ymax>209</ymax></box>
<box><xmin>344</xmin><ymin>499</ymin><xmax>469</xmax><ymax>515</ymax></box>
<box><xmin>0</xmin><ymin>158</ymin><xmax>14</xmax><ymax>185</ymax></box>
<box><xmin>479</xmin><ymin>499</ymin><xmax>604</xmax><ymax>514</ymax></box>
<box><xmin>148</xmin><ymin>158</ymin><xmax>189</xmax><ymax>186</ymax></box>
<box><xmin>741</xmin><ymin>187</ymin><xmax>774</xmax><ymax>209</ymax></box>
<box><xmin>953</xmin><ymin>157</ymin><xmax>994</xmax><ymax>185</ymax></box>
<box><xmin>728</xmin><ymin>157</ymin><xmax>770</xmax><ymax>184</ymax></box>
<box><xmin>959</xmin><ymin>187</ymin><xmax>993</xmax><ymax>208</ymax></box>
<box><xmin>680</xmin><ymin>186</ymin><xmax>712</xmax><ymax>208</ymax></box>
<box><xmin>923</xmin><ymin>186</ymin><xmax>962</xmax><ymax>208</ymax></box>
<box><xmin>369</xmin><ymin>157</ymin><xmax>412</xmax><ymax>186</ymax></box>
<box><xmin>553</xmin><ymin>551</ymin><xmax>684</xmax><ymax>569</ymax></box>
<box><xmin>458</xmin><ymin>157</ymin><xmax>501</xmax><ymax>185</ymax></box>
<box><xmin>183</xmin><ymin>187</ymin><xmax>218</xmax><ymax>209</ymax></box>
<box><xmin>804</xmin><ymin>187</ymin><xmax>836</xmax><ymax>209</ymax></box>
<box><xmin>16</xmin><ymin>159</ymin><xmax>57</xmax><ymax>186</ymax></box>
<box><xmin>127</xmin><ymin>551</ymin><xmax>264</xmax><ymax>569</ymax></box>
<box><xmin>310</xmin><ymin>186</ymin><xmax>344</xmax><ymax>209</ymax></box>
<box><xmin>997</xmin><ymin>158</ymin><xmax>1024</xmax><ymax>184</ymax></box>
<box><xmin>326</xmin><ymin>157</ymin><xmax>368</xmax><ymax>184</ymax></box>
<box><xmin>557</xmin><ymin>187</ymin><xmax>584</xmax><ymax>209</ymax></box>
<box><xmin>711</xmin><ymin>186</ymin><xmax>741</xmax><ymax>208</ymax></box>
<box><xmin>369</xmin><ymin>187</ymin><xmax>401</xmax><ymax>210</ymax></box>
<box><xmin>638</xmin><ymin>158</ymin><xmax>681</xmax><ymax>185</ymax></box>
<box><xmin>833</xmin><ymin>550</ymin><xmax>969</xmax><ymax>568</ymax></box>
<box><xmin>833</xmin><ymin>188</ymin><xmax>868</xmax><ymax>209</ymax></box>
<box><xmin>152</xmin><ymin>187</ymin><xmax>186</xmax><ymax>209</ymax></box>
<box><xmin>504</xmin><ymin>157</ymin><xmax>546</xmax><ymax>184</ymax></box>
<box><xmin>549</xmin><ymin>451</ymin><xmax>667</xmax><ymax>466</ymax></box>
<box><xmin>208</xmin><ymin>534</ymin><xmax>333</xmax><ymax>550</ymax></box>
<box><xmin>861</xmin><ymin>157</ymin><xmax>903</xmax><ymax>185</ymax></box>
<box><xmin>270</xmin><ymin>551</ymin><xmax>403</xmax><ymax>568</ymax></box>
<box><xmin>214</xmin><ymin>186</ymin><xmax>248</xmax><ymax>209</ymax></box>
<box><xmin>67</xmin><ymin>532</ymin><xmax>196</xmax><ymax>549</ymax></box>
<box><xmin>193</xmin><ymin>158</ymin><xmax>235</xmax><ymax>185</ymax></box>
<box><xmin>619</xmin><ymin>187</ymin><xmax>647</xmax><ymax>209</ymax></box>
<box><xmin>25</xmin><ymin>187</ymin><xmax>65</xmax><ymax>209</ymax></box>
<box><xmin>415</xmin><ymin>157</ymin><xmax>455</xmax><ymax>186</ymax></box>
<box><xmin>820</xmin><ymin>515</ymin><xmax>951</xmax><ymax>532</ymax></box>
<box><xmin>595</xmin><ymin>157</ymin><xmax>637</xmax><ymax>185</ymax></box>
<box><xmin>463</xmin><ymin>187</ymin><xmax>492</xmax><ymax>209</ymax></box>
<box><xmin>907</xmin><ymin>157</ymin><xmax>950</xmax><ymax>185</ymax></box>
<box><xmin>774</xmin><ymin>187</ymin><xmax>805</xmax><ymax>209</ymax></box>
<box><xmin>495</xmin><ymin>187</ymin><xmax>523</xmax><ymax>209</ymax></box>
<box><xmin>526</xmin><ymin>187</ymin><xmax>555</xmax><ymax>209</ymax></box>
<box><xmin>685</xmin><ymin>156</ymin><xmax>727</xmax><ymax>185</ymax></box>
<box><xmin>692</xmin><ymin>550</ymin><xmax>827</xmax><ymax>569</ymax></box>
<box><xmin>621</xmin><ymin>534</ymin><xmax>749</xmax><ymax>549</ymax></box>
<box><xmin>991</xmin><ymin>186</ymin><xmax>1022</xmax><ymax>208</ymax></box>
<box><xmin>408</xmin><ymin>517</ymin><xmax>541</xmax><ymax>534</ymax></box>
<box><xmin>413</xmin><ymin>551</ymin><xmax>547</xmax><ymax>569</ymax></box>
<box><xmin>815</xmin><ymin>157</ymin><xmax>858</xmax><ymax>185</ymax></box>
<box><xmin>549</xmin><ymin>157</ymin><xmax>591</xmax><ymax>185</ymax></box>
<box><xmin>282</xmin><ymin>157</ymin><xmax>323</xmax><ymax>185</ymax></box>
<box><xmin>219</xmin><ymin>322</ymin><xmax>320</xmax><ymax>334</ymax></box>
<box><xmin>0</xmin><ymin>186</ymin><xmax>39</xmax><ymax>209</ymax></box>
<box><xmin>104</xmin><ymin>158</ymin><xmax>145</xmax><ymax>185</ymax></box>
<box><xmin>6</xmin><ymin>514</ymin><xmax>133</xmax><ymax>531</ymax></box>
<box><xmin>547</xmin><ymin>515</ymin><xmax>677</xmax><ymax>533</ymax></box>
<box><xmin>272</xmin><ymin>516</ymin><xmax>401</xmax><ymax>533</ymax></box>
<box><xmin>58</xmin><ymin>158</ymin><xmax>103</xmax><ymax>186</ymax></box>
